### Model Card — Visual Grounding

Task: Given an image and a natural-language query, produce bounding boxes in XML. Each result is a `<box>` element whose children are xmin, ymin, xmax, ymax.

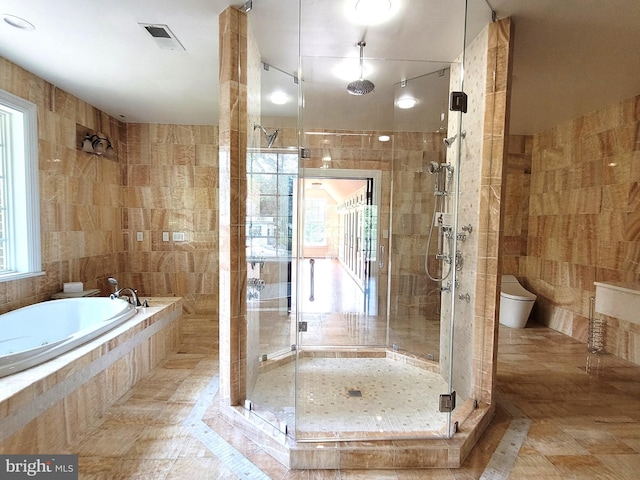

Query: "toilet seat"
<box><xmin>501</xmin><ymin>283</ymin><xmax>536</xmax><ymax>301</ymax></box>
<box><xmin>500</xmin><ymin>275</ymin><xmax>537</xmax><ymax>301</ymax></box>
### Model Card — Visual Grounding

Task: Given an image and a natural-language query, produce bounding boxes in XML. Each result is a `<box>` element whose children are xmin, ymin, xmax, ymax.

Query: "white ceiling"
<box><xmin>0</xmin><ymin>0</ymin><xmax>639</xmax><ymax>134</ymax></box>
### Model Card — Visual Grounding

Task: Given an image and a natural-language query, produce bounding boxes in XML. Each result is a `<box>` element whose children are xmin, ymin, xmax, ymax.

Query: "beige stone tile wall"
<box><xmin>0</xmin><ymin>57</ymin><xmax>126</xmax><ymax>312</ymax></box>
<box><xmin>502</xmin><ymin>135</ymin><xmax>533</xmax><ymax>274</ymax></box>
<box><xmin>218</xmin><ymin>6</ymin><xmax>247</xmax><ymax>406</ymax></box>
<box><xmin>0</xmin><ymin>56</ymin><xmax>219</xmax><ymax>319</ymax></box>
<box><xmin>122</xmin><ymin>123</ymin><xmax>218</xmax><ymax>315</ymax></box>
<box><xmin>440</xmin><ymin>18</ymin><xmax>513</xmax><ymax>406</ymax></box>
<box><xmin>516</xmin><ymin>94</ymin><xmax>640</xmax><ymax>364</ymax></box>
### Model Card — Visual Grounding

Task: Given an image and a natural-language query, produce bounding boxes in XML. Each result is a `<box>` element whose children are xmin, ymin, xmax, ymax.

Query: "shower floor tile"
<box><xmin>249</xmin><ymin>356</ymin><xmax>451</xmax><ymax>438</ymax></box>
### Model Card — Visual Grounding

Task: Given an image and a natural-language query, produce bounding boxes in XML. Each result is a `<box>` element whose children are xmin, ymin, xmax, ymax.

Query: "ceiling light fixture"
<box><xmin>81</xmin><ymin>132</ymin><xmax>116</xmax><ymax>160</ymax></box>
<box><xmin>396</xmin><ymin>97</ymin><xmax>418</xmax><ymax>109</ymax></box>
<box><xmin>378</xmin><ymin>135</ymin><xmax>390</xmax><ymax>142</ymax></box>
<box><xmin>2</xmin><ymin>14</ymin><xmax>35</xmax><ymax>30</ymax></box>
<box><xmin>269</xmin><ymin>92</ymin><xmax>289</xmax><ymax>105</ymax></box>
<box><xmin>347</xmin><ymin>0</ymin><xmax>395</xmax><ymax>26</ymax></box>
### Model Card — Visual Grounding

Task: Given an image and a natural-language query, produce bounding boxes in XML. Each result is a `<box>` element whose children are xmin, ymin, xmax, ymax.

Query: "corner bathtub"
<box><xmin>0</xmin><ymin>297</ymin><xmax>136</xmax><ymax>378</ymax></box>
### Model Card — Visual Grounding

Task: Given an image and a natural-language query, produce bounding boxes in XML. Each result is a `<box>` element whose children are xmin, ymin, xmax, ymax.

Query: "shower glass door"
<box><xmin>243</xmin><ymin>2</ymin><xmax>300</xmax><ymax>434</ymax></box>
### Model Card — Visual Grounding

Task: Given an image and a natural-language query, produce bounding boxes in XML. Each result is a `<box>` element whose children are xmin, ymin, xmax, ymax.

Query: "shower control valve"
<box><xmin>461</xmin><ymin>224</ymin><xmax>473</xmax><ymax>233</ymax></box>
<box><xmin>458</xmin><ymin>292</ymin><xmax>471</xmax><ymax>303</ymax></box>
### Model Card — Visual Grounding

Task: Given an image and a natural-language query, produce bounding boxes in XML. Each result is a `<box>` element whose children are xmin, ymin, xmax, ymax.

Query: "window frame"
<box><xmin>0</xmin><ymin>88</ymin><xmax>43</xmax><ymax>282</ymax></box>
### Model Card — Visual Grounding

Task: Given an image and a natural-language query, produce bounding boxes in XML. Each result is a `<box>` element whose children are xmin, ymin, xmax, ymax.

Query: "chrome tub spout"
<box><xmin>110</xmin><ymin>287</ymin><xmax>141</xmax><ymax>307</ymax></box>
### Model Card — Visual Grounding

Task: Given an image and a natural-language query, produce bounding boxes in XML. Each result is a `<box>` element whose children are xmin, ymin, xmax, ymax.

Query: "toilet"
<box><xmin>499</xmin><ymin>275</ymin><xmax>536</xmax><ymax>328</ymax></box>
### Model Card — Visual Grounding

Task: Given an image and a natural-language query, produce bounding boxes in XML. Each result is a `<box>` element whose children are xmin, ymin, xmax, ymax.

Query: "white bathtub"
<box><xmin>0</xmin><ymin>297</ymin><xmax>137</xmax><ymax>377</ymax></box>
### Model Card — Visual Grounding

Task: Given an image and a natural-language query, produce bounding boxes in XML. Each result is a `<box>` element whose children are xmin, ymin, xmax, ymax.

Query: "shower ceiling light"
<box><xmin>332</xmin><ymin>59</ymin><xmax>371</xmax><ymax>81</ymax></box>
<box><xmin>396</xmin><ymin>97</ymin><xmax>418</xmax><ymax>109</ymax></box>
<box><xmin>269</xmin><ymin>92</ymin><xmax>289</xmax><ymax>105</ymax></box>
<box><xmin>347</xmin><ymin>0</ymin><xmax>395</xmax><ymax>25</ymax></box>
<box><xmin>378</xmin><ymin>135</ymin><xmax>390</xmax><ymax>142</ymax></box>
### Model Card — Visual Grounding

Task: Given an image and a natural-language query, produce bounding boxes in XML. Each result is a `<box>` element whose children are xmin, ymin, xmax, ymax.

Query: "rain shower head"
<box><xmin>443</xmin><ymin>130</ymin><xmax>466</xmax><ymax>148</ymax></box>
<box><xmin>347</xmin><ymin>41</ymin><xmax>375</xmax><ymax>96</ymax></box>
<box><xmin>254</xmin><ymin>124</ymin><xmax>279</xmax><ymax>148</ymax></box>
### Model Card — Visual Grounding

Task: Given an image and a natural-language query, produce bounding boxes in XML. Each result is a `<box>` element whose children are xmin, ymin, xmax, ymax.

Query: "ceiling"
<box><xmin>0</xmin><ymin>0</ymin><xmax>639</xmax><ymax>134</ymax></box>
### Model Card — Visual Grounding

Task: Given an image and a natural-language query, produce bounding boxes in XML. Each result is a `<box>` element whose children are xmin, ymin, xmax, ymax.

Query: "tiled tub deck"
<box><xmin>0</xmin><ymin>297</ymin><xmax>183</xmax><ymax>453</ymax></box>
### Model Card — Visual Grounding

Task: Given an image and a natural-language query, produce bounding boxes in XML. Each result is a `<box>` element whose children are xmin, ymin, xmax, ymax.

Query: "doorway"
<box><xmin>296</xmin><ymin>169</ymin><xmax>381</xmax><ymax>335</ymax></box>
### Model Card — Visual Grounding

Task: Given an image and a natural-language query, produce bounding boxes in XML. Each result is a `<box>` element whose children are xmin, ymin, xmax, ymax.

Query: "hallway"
<box><xmin>65</xmin><ymin>318</ymin><xmax>640</xmax><ymax>478</ymax></box>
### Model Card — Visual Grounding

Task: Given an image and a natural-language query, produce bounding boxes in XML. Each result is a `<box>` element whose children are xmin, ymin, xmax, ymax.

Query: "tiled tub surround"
<box><xmin>0</xmin><ymin>297</ymin><xmax>182</xmax><ymax>453</ymax></box>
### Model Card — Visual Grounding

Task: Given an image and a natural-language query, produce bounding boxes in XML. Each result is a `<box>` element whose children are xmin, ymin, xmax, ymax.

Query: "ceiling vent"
<box><xmin>138</xmin><ymin>23</ymin><xmax>185</xmax><ymax>51</ymax></box>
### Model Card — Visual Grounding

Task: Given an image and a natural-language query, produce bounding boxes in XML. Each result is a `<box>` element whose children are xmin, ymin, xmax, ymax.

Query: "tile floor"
<box><xmin>64</xmin><ymin>318</ymin><xmax>640</xmax><ymax>479</ymax></box>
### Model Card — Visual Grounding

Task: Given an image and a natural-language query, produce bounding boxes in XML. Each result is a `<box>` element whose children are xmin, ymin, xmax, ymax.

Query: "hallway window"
<box><xmin>304</xmin><ymin>198</ymin><xmax>327</xmax><ymax>246</ymax></box>
<box><xmin>0</xmin><ymin>89</ymin><xmax>42</xmax><ymax>281</ymax></box>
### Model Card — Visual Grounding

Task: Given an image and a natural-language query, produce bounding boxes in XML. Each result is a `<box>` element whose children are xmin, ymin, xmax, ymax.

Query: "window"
<box><xmin>0</xmin><ymin>89</ymin><xmax>42</xmax><ymax>281</ymax></box>
<box><xmin>246</xmin><ymin>152</ymin><xmax>297</xmax><ymax>259</ymax></box>
<box><xmin>304</xmin><ymin>198</ymin><xmax>327</xmax><ymax>246</ymax></box>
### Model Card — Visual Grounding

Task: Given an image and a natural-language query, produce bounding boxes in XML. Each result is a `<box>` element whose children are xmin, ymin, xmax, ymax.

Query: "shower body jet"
<box><xmin>254</xmin><ymin>124</ymin><xmax>279</xmax><ymax>148</ymax></box>
<box><xmin>443</xmin><ymin>130</ymin><xmax>466</xmax><ymax>148</ymax></box>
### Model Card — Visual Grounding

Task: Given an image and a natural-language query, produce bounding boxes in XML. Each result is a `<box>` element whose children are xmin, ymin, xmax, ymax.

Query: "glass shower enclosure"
<box><xmin>242</xmin><ymin>0</ymin><xmax>488</xmax><ymax>443</ymax></box>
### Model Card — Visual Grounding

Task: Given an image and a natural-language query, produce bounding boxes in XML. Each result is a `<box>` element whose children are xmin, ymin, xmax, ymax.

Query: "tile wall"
<box><xmin>123</xmin><ymin>123</ymin><xmax>219</xmax><ymax>315</ymax></box>
<box><xmin>513</xmin><ymin>94</ymin><xmax>640</xmax><ymax>365</ymax></box>
<box><xmin>0</xmin><ymin>57</ymin><xmax>219</xmax><ymax>320</ymax></box>
<box><xmin>0</xmin><ymin>57</ymin><xmax>126</xmax><ymax>312</ymax></box>
<box><xmin>502</xmin><ymin>135</ymin><xmax>533</xmax><ymax>274</ymax></box>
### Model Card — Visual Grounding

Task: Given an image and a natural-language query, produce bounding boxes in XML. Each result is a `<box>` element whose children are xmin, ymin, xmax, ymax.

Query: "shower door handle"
<box><xmin>309</xmin><ymin>258</ymin><xmax>315</xmax><ymax>302</ymax></box>
<box><xmin>379</xmin><ymin>245</ymin><xmax>385</xmax><ymax>270</ymax></box>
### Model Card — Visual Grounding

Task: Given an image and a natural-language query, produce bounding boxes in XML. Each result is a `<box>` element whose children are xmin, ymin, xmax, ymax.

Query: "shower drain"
<box><xmin>347</xmin><ymin>389</ymin><xmax>362</xmax><ymax>397</ymax></box>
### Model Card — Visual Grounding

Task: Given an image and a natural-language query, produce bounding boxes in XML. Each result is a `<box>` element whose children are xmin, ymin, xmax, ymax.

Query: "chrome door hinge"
<box><xmin>439</xmin><ymin>391</ymin><xmax>456</xmax><ymax>412</ymax></box>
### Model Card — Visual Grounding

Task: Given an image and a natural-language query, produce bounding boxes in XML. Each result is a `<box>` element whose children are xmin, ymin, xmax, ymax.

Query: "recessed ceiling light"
<box><xmin>396</xmin><ymin>97</ymin><xmax>418</xmax><ymax>109</ymax></box>
<box><xmin>269</xmin><ymin>92</ymin><xmax>289</xmax><ymax>105</ymax></box>
<box><xmin>2</xmin><ymin>14</ymin><xmax>35</xmax><ymax>31</ymax></box>
<box><xmin>378</xmin><ymin>135</ymin><xmax>390</xmax><ymax>142</ymax></box>
<box><xmin>346</xmin><ymin>0</ymin><xmax>396</xmax><ymax>26</ymax></box>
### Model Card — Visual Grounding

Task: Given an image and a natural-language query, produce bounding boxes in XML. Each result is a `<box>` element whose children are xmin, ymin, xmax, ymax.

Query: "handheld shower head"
<box><xmin>443</xmin><ymin>130</ymin><xmax>466</xmax><ymax>148</ymax></box>
<box><xmin>428</xmin><ymin>161</ymin><xmax>440</xmax><ymax>174</ymax></box>
<box><xmin>254</xmin><ymin>124</ymin><xmax>279</xmax><ymax>148</ymax></box>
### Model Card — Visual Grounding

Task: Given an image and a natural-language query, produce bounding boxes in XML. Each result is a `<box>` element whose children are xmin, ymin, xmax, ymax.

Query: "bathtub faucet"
<box><xmin>110</xmin><ymin>287</ymin><xmax>141</xmax><ymax>307</ymax></box>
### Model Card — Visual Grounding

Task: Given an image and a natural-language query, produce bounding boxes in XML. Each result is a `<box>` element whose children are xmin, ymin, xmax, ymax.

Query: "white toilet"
<box><xmin>499</xmin><ymin>275</ymin><xmax>537</xmax><ymax>328</ymax></box>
